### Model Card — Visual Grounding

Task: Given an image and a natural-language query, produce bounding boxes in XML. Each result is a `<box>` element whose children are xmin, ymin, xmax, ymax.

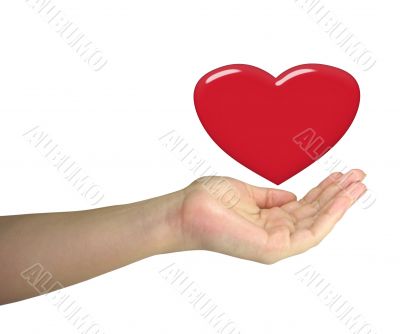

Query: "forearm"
<box><xmin>0</xmin><ymin>190</ymin><xmax>185</xmax><ymax>305</ymax></box>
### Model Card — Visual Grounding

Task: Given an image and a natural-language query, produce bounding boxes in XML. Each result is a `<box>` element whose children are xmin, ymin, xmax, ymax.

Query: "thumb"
<box><xmin>247</xmin><ymin>184</ymin><xmax>297</xmax><ymax>208</ymax></box>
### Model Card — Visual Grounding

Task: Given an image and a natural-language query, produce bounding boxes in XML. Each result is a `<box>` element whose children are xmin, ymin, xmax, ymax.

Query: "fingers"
<box><xmin>301</xmin><ymin>172</ymin><xmax>343</xmax><ymax>204</ymax></box>
<box><xmin>314</xmin><ymin>169</ymin><xmax>366</xmax><ymax>209</ymax></box>
<box><xmin>281</xmin><ymin>172</ymin><xmax>342</xmax><ymax>214</ymax></box>
<box><xmin>307</xmin><ymin>181</ymin><xmax>366</xmax><ymax>243</ymax></box>
<box><xmin>289</xmin><ymin>180</ymin><xmax>367</xmax><ymax>255</ymax></box>
<box><xmin>235</xmin><ymin>170</ymin><xmax>367</xmax><ymax>264</ymax></box>
<box><xmin>284</xmin><ymin>171</ymin><xmax>350</xmax><ymax>220</ymax></box>
<box><xmin>249</xmin><ymin>185</ymin><xmax>297</xmax><ymax>208</ymax></box>
<box><xmin>320</xmin><ymin>181</ymin><xmax>367</xmax><ymax>220</ymax></box>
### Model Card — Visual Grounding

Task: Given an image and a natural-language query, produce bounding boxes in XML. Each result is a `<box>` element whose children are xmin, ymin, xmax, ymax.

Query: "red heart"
<box><xmin>194</xmin><ymin>64</ymin><xmax>360</xmax><ymax>185</ymax></box>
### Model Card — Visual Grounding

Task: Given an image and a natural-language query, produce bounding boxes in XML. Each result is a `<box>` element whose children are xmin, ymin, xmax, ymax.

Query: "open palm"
<box><xmin>180</xmin><ymin>169</ymin><xmax>366</xmax><ymax>264</ymax></box>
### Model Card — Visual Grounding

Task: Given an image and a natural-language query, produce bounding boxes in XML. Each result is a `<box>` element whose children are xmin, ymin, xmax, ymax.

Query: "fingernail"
<box><xmin>338</xmin><ymin>170</ymin><xmax>365</xmax><ymax>188</ymax></box>
<box><xmin>337</xmin><ymin>171</ymin><xmax>352</xmax><ymax>187</ymax></box>
<box><xmin>358</xmin><ymin>170</ymin><xmax>367</xmax><ymax>180</ymax></box>
<box><xmin>346</xmin><ymin>182</ymin><xmax>366</xmax><ymax>199</ymax></box>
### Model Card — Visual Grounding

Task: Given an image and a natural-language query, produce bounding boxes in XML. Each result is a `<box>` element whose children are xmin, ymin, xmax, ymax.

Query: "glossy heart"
<box><xmin>194</xmin><ymin>64</ymin><xmax>360</xmax><ymax>184</ymax></box>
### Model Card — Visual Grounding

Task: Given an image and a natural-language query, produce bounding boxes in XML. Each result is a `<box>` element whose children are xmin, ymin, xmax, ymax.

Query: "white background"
<box><xmin>0</xmin><ymin>0</ymin><xmax>398</xmax><ymax>333</ymax></box>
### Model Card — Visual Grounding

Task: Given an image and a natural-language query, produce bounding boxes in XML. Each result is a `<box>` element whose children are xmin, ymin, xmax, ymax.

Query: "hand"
<box><xmin>178</xmin><ymin>169</ymin><xmax>367</xmax><ymax>264</ymax></box>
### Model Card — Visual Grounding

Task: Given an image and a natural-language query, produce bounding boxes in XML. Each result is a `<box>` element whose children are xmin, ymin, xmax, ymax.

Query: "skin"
<box><xmin>0</xmin><ymin>169</ymin><xmax>366</xmax><ymax>305</ymax></box>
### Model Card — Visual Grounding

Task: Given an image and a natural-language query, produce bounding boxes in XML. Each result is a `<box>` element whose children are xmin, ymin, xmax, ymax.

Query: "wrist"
<box><xmin>126</xmin><ymin>189</ymin><xmax>186</xmax><ymax>257</ymax></box>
